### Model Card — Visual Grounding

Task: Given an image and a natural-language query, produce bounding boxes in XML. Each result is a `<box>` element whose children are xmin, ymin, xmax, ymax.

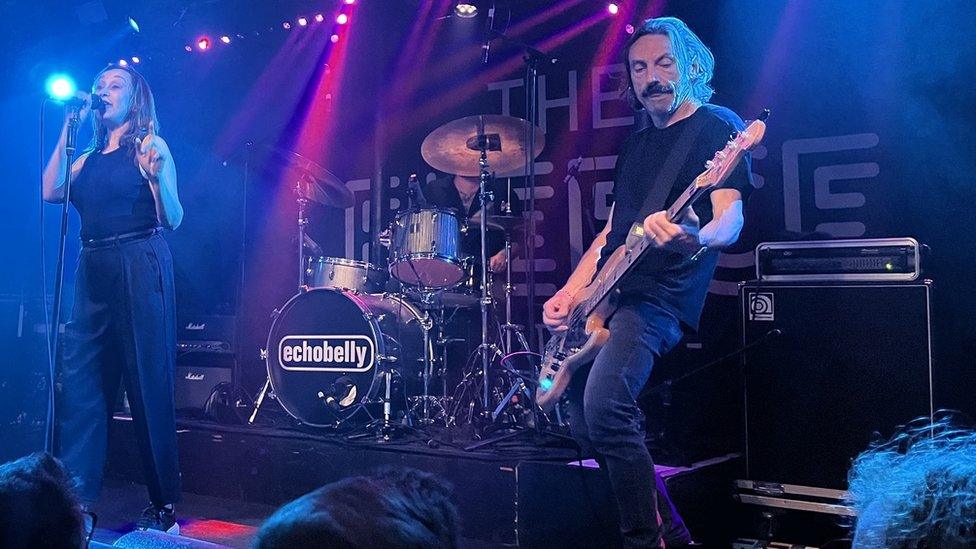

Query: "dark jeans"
<box><xmin>55</xmin><ymin>232</ymin><xmax>181</xmax><ymax>506</ymax></box>
<box><xmin>564</xmin><ymin>299</ymin><xmax>689</xmax><ymax>548</ymax></box>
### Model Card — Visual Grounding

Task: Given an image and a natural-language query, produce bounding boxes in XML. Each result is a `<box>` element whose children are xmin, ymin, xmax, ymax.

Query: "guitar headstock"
<box><xmin>694</xmin><ymin>108</ymin><xmax>769</xmax><ymax>191</ymax></box>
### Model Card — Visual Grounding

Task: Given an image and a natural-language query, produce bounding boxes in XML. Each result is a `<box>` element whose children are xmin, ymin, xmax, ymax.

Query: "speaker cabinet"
<box><xmin>739</xmin><ymin>282</ymin><xmax>933</xmax><ymax>490</ymax></box>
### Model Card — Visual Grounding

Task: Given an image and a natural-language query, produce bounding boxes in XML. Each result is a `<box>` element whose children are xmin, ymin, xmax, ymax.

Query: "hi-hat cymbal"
<box><xmin>268</xmin><ymin>147</ymin><xmax>353</xmax><ymax>208</ymax></box>
<box><xmin>465</xmin><ymin>212</ymin><xmax>527</xmax><ymax>233</ymax></box>
<box><xmin>421</xmin><ymin>115</ymin><xmax>545</xmax><ymax>177</ymax></box>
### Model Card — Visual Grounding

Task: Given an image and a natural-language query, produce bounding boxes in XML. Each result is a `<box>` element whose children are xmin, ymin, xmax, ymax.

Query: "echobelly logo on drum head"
<box><xmin>278</xmin><ymin>335</ymin><xmax>375</xmax><ymax>372</ymax></box>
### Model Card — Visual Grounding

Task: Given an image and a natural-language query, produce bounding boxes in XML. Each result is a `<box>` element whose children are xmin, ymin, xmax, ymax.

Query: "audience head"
<box><xmin>0</xmin><ymin>452</ymin><xmax>86</xmax><ymax>549</ymax></box>
<box><xmin>847</xmin><ymin>415</ymin><xmax>976</xmax><ymax>548</ymax></box>
<box><xmin>254</xmin><ymin>467</ymin><xmax>460</xmax><ymax>549</ymax></box>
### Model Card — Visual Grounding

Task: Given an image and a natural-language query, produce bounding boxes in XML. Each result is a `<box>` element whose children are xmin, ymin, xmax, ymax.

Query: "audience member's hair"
<box><xmin>847</xmin><ymin>415</ymin><xmax>976</xmax><ymax>548</ymax></box>
<box><xmin>254</xmin><ymin>467</ymin><xmax>460</xmax><ymax>549</ymax></box>
<box><xmin>0</xmin><ymin>452</ymin><xmax>86</xmax><ymax>549</ymax></box>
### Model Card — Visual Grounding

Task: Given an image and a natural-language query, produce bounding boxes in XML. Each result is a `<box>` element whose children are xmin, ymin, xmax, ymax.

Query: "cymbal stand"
<box><xmin>473</xmin><ymin>119</ymin><xmax>497</xmax><ymax>424</ymax></box>
<box><xmin>249</xmin><ymin>182</ymin><xmax>312</xmax><ymax>425</ymax></box>
<box><xmin>296</xmin><ymin>181</ymin><xmax>310</xmax><ymax>290</ymax></box>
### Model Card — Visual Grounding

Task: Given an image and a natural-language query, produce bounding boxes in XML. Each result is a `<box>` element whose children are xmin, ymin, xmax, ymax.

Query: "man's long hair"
<box><xmin>847</xmin><ymin>416</ymin><xmax>976</xmax><ymax>548</ymax></box>
<box><xmin>622</xmin><ymin>17</ymin><xmax>715</xmax><ymax>112</ymax></box>
<box><xmin>87</xmin><ymin>64</ymin><xmax>160</xmax><ymax>158</ymax></box>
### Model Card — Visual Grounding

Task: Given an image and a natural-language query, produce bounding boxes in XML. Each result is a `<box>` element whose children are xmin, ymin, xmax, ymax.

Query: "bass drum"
<box><xmin>266</xmin><ymin>289</ymin><xmax>431</xmax><ymax>427</ymax></box>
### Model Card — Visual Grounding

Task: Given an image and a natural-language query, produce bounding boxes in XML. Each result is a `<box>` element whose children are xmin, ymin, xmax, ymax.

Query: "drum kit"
<box><xmin>251</xmin><ymin>115</ymin><xmax>548</xmax><ymax>441</ymax></box>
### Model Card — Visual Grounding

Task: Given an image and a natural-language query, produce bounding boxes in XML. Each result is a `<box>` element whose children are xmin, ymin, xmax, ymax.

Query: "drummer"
<box><xmin>421</xmin><ymin>173</ymin><xmax>522</xmax><ymax>273</ymax></box>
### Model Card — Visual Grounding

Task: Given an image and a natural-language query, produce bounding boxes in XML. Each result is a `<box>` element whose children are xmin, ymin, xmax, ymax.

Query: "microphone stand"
<box><xmin>465</xmin><ymin>33</ymin><xmax>573</xmax><ymax>452</ymax></box>
<box><xmin>484</xmin><ymin>27</ymin><xmax>556</xmax><ymax>356</ymax></box>
<box><xmin>46</xmin><ymin>106</ymin><xmax>83</xmax><ymax>451</ymax></box>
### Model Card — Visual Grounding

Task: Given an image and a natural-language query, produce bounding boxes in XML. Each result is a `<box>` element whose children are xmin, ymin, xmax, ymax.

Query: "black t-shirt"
<box><xmin>71</xmin><ymin>147</ymin><xmax>158</xmax><ymax>241</ymax></box>
<box><xmin>597</xmin><ymin>104</ymin><xmax>755</xmax><ymax>330</ymax></box>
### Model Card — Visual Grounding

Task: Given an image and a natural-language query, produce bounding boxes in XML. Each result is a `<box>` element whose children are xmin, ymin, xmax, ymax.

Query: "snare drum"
<box><xmin>305</xmin><ymin>256</ymin><xmax>386</xmax><ymax>293</ymax></box>
<box><xmin>389</xmin><ymin>208</ymin><xmax>465</xmax><ymax>289</ymax></box>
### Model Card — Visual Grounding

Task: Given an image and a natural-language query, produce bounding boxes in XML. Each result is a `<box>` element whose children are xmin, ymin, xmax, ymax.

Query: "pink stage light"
<box><xmin>297</xmin><ymin>17</ymin><xmax>308</xmax><ymax>26</ymax></box>
<box><xmin>282</xmin><ymin>21</ymin><xmax>292</xmax><ymax>30</ymax></box>
<box><xmin>196</xmin><ymin>37</ymin><xmax>211</xmax><ymax>50</ymax></box>
<box><xmin>314</xmin><ymin>14</ymin><xmax>324</xmax><ymax>23</ymax></box>
<box><xmin>625</xmin><ymin>23</ymin><xmax>635</xmax><ymax>34</ymax></box>
<box><xmin>330</xmin><ymin>34</ymin><xmax>340</xmax><ymax>43</ymax></box>
<box><xmin>607</xmin><ymin>3</ymin><xmax>619</xmax><ymax>15</ymax></box>
<box><xmin>343</xmin><ymin>0</ymin><xmax>356</xmax><ymax>4</ymax></box>
<box><xmin>336</xmin><ymin>13</ymin><xmax>348</xmax><ymax>25</ymax></box>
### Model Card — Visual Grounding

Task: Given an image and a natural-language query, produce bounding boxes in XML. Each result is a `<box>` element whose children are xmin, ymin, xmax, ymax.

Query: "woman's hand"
<box><xmin>135</xmin><ymin>131</ymin><xmax>168</xmax><ymax>181</ymax></box>
<box><xmin>67</xmin><ymin>91</ymin><xmax>93</xmax><ymax>125</ymax></box>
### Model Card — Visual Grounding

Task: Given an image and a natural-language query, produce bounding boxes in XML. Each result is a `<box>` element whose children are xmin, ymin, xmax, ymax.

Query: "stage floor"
<box><xmin>102</xmin><ymin>413</ymin><xmax>742</xmax><ymax>547</ymax></box>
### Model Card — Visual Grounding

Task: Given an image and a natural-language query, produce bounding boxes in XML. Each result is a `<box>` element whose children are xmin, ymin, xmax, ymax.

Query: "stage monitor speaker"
<box><xmin>739</xmin><ymin>282</ymin><xmax>933</xmax><ymax>490</ymax></box>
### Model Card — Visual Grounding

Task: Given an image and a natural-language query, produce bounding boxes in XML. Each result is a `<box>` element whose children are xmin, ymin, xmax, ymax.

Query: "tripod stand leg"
<box><xmin>249</xmin><ymin>377</ymin><xmax>272</xmax><ymax>425</ymax></box>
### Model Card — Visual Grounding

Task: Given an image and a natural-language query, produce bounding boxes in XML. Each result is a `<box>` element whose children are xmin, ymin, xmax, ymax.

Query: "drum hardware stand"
<box><xmin>471</xmin><ymin>119</ymin><xmax>499</xmax><ymax>429</ymax></box>
<box><xmin>249</xmin><ymin>180</ymin><xmax>317</xmax><ymax>425</ymax></box>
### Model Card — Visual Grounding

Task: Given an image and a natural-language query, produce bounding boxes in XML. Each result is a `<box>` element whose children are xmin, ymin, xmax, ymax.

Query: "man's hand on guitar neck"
<box><xmin>642</xmin><ymin>208</ymin><xmax>703</xmax><ymax>257</ymax></box>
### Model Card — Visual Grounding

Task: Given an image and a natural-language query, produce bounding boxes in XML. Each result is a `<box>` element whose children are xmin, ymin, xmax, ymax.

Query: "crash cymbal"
<box><xmin>421</xmin><ymin>114</ymin><xmax>545</xmax><ymax>177</ymax></box>
<box><xmin>268</xmin><ymin>147</ymin><xmax>353</xmax><ymax>208</ymax></box>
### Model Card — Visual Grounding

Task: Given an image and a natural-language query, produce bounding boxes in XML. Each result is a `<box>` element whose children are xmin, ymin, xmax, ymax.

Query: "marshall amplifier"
<box><xmin>176</xmin><ymin>314</ymin><xmax>237</xmax><ymax>413</ymax></box>
<box><xmin>738</xmin><ymin>281</ymin><xmax>933</xmax><ymax>491</ymax></box>
<box><xmin>755</xmin><ymin>237</ymin><xmax>921</xmax><ymax>282</ymax></box>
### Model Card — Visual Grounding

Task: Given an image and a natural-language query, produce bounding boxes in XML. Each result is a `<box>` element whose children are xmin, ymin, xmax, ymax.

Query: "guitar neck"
<box><xmin>577</xmin><ymin>174</ymin><xmax>710</xmax><ymax>318</ymax></box>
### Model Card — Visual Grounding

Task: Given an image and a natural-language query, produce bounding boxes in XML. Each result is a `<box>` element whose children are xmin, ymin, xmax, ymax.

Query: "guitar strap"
<box><xmin>636</xmin><ymin>110</ymin><xmax>708</xmax><ymax>220</ymax></box>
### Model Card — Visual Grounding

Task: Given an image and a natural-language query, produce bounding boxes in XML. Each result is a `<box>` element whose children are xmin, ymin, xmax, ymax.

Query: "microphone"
<box><xmin>481</xmin><ymin>4</ymin><xmax>496</xmax><ymax>64</ymax></box>
<box><xmin>61</xmin><ymin>95</ymin><xmax>107</xmax><ymax>111</ymax></box>
<box><xmin>317</xmin><ymin>377</ymin><xmax>356</xmax><ymax>411</ymax></box>
<box><xmin>407</xmin><ymin>174</ymin><xmax>428</xmax><ymax>208</ymax></box>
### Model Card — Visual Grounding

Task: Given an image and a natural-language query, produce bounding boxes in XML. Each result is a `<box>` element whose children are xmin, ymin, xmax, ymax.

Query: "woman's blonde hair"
<box><xmin>86</xmin><ymin>64</ymin><xmax>159</xmax><ymax>158</ymax></box>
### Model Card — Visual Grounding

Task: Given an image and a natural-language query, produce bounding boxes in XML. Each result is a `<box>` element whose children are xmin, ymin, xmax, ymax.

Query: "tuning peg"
<box><xmin>705</xmin><ymin>160</ymin><xmax>715</xmax><ymax>169</ymax></box>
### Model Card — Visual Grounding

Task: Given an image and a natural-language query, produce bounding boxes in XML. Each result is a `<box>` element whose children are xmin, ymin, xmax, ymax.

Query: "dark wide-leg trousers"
<box><xmin>55</xmin><ymin>232</ymin><xmax>181</xmax><ymax>505</ymax></box>
<box><xmin>564</xmin><ymin>299</ymin><xmax>689</xmax><ymax>548</ymax></box>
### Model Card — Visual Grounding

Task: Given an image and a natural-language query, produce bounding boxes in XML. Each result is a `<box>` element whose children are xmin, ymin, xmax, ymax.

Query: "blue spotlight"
<box><xmin>128</xmin><ymin>17</ymin><xmax>140</xmax><ymax>33</ymax></box>
<box><xmin>45</xmin><ymin>74</ymin><xmax>76</xmax><ymax>100</ymax></box>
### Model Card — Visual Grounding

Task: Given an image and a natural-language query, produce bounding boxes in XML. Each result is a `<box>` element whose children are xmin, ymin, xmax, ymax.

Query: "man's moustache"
<box><xmin>641</xmin><ymin>86</ymin><xmax>674</xmax><ymax>98</ymax></box>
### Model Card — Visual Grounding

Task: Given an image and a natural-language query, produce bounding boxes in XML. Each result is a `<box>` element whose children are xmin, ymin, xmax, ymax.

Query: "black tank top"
<box><xmin>70</xmin><ymin>147</ymin><xmax>158</xmax><ymax>240</ymax></box>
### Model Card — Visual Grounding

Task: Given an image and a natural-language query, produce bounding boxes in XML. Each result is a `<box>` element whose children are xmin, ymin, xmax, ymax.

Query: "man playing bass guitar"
<box><xmin>542</xmin><ymin>17</ymin><xmax>756</xmax><ymax>547</ymax></box>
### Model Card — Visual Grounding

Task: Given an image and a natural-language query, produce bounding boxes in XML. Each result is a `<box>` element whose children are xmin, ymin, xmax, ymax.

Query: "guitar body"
<box><xmin>535</xmin><ymin>111</ymin><xmax>768</xmax><ymax>412</ymax></box>
<box><xmin>535</xmin><ymin>245</ymin><xmax>628</xmax><ymax>411</ymax></box>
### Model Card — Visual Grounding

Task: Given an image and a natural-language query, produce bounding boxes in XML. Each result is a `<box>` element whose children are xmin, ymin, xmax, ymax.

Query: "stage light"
<box><xmin>131</xmin><ymin>56</ymin><xmax>141</xmax><ymax>63</ymax></box>
<box><xmin>297</xmin><ymin>16</ymin><xmax>308</xmax><ymax>26</ymax></box>
<box><xmin>343</xmin><ymin>0</ymin><xmax>356</xmax><ymax>4</ymax></box>
<box><xmin>607</xmin><ymin>3</ymin><xmax>619</xmax><ymax>15</ymax></box>
<box><xmin>118</xmin><ymin>58</ymin><xmax>128</xmax><ymax>67</ymax></box>
<box><xmin>314</xmin><ymin>14</ymin><xmax>324</xmax><ymax>23</ymax></box>
<box><xmin>45</xmin><ymin>74</ymin><xmax>76</xmax><ymax>100</ymax></box>
<box><xmin>282</xmin><ymin>21</ymin><xmax>292</xmax><ymax>30</ymax></box>
<box><xmin>184</xmin><ymin>45</ymin><xmax>192</xmax><ymax>52</ymax></box>
<box><xmin>625</xmin><ymin>24</ymin><xmax>635</xmax><ymax>34</ymax></box>
<box><xmin>197</xmin><ymin>37</ymin><xmax>211</xmax><ymax>50</ymax></box>
<box><xmin>454</xmin><ymin>3</ymin><xmax>477</xmax><ymax>18</ymax></box>
<box><xmin>330</xmin><ymin>34</ymin><xmax>340</xmax><ymax>43</ymax></box>
<box><xmin>336</xmin><ymin>13</ymin><xmax>348</xmax><ymax>25</ymax></box>
<box><xmin>220</xmin><ymin>35</ymin><xmax>231</xmax><ymax>44</ymax></box>
<box><xmin>128</xmin><ymin>17</ymin><xmax>140</xmax><ymax>33</ymax></box>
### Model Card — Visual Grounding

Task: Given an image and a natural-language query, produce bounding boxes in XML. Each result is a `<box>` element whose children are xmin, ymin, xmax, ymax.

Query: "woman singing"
<box><xmin>42</xmin><ymin>64</ymin><xmax>183</xmax><ymax>533</ymax></box>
